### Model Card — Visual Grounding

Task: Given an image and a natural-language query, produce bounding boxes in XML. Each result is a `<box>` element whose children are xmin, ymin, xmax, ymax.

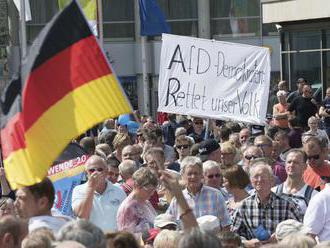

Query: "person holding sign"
<box><xmin>188</xmin><ymin>117</ymin><xmax>207</xmax><ymax>143</ymax></box>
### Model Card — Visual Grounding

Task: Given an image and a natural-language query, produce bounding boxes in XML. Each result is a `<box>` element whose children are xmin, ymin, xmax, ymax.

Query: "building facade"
<box><xmin>4</xmin><ymin>0</ymin><xmax>280</xmax><ymax>116</ymax></box>
<box><xmin>263</xmin><ymin>0</ymin><xmax>330</xmax><ymax>101</ymax></box>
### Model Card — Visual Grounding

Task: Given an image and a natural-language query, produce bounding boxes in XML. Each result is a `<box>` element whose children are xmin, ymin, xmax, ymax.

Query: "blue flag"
<box><xmin>139</xmin><ymin>0</ymin><xmax>170</xmax><ymax>36</ymax></box>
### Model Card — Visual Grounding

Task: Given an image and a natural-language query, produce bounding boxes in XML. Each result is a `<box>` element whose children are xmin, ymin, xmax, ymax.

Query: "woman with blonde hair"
<box><xmin>111</xmin><ymin>133</ymin><xmax>131</xmax><ymax>162</ymax></box>
<box><xmin>220</xmin><ymin>141</ymin><xmax>239</xmax><ymax>168</ymax></box>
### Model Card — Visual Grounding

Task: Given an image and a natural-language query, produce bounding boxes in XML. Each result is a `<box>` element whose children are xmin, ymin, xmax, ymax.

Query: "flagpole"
<box><xmin>20</xmin><ymin>0</ymin><xmax>27</xmax><ymax>59</ymax></box>
<box><xmin>141</xmin><ymin>35</ymin><xmax>150</xmax><ymax>116</ymax></box>
<box><xmin>97</xmin><ymin>0</ymin><xmax>104</xmax><ymax>48</ymax></box>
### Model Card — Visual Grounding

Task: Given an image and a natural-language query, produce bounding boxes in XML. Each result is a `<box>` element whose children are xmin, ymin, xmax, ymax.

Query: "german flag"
<box><xmin>0</xmin><ymin>1</ymin><xmax>132</xmax><ymax>189</ymax></box>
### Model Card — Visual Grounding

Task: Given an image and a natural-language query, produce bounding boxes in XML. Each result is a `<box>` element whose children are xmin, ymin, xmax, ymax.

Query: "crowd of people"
<box><xmin>1</xmin><ymin>78</ymin><xmax>330</xmax><ymax>248</ymax></box>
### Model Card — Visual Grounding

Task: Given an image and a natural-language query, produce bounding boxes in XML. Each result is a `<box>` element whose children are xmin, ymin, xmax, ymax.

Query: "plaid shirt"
<box><xmin>231</xmin><ymin>191</ymin><xmax>302</xmax><ymax>240</ymax></box>
<box><xmin>166</xmin><ymin>185</ymin><xmax>231</xmax><ymax>227</ymax></box>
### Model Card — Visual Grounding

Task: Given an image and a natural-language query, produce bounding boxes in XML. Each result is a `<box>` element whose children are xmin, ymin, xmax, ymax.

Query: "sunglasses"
<box><xmin>307</xmin><ymin>154</ymin><xmax>320</xmax><ymax>160</ymax></box>
<box><xmin>194</xmin><ymin>122</ymin><xmax>203</xmax><ymax>125</ymax></box>
<box><xmin>88</xmin><ymin>168</ymin><xmax>104</xmax><ymax>173</ymax></box>
<box><xmin>176</xmin><ymin>145</ymin><xmax>189</xmax><ymax>149</ymax></box>
<box><xmin>245</xmin><ymin>155</ymin><xmax>259</xmax><ymax>161</ymax></box>
<box><xmin>207</xmin><ymin>174</ymin><xmax>221</xmax><ymax>179</ymax></box>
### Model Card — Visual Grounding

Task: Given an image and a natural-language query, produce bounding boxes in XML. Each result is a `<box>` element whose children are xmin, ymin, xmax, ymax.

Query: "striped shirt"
<box><xmin>166</xmin><ymin>185</ymin><xmax>231</xmax><ymax>227</ymax></box>
<box><xmin>231</xmin><ymin>191</ymin><xmax>302</xmax><ymax>240</ymax></box>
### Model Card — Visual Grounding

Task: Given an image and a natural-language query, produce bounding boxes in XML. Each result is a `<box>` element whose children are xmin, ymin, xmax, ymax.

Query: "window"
<box><xmin>210</xmin><ymin>0</ymin><xmax>261</xmax><ymax>38</ymax></box>
<box><xmin>102</xmin><ymin>0</ymin><xmax>134</xmax><ymax>40</ymax></box>
<box><xmin>156</xmin><ymin>0</ymin><xmax>198</xmax><ymax>37</ymax></box>
<box><xmin>290</xmin><ymin>31</ymin><xmax>321</xmax><ymax>51</ymax></box>
<box><xmin>26</xmin><ymin>0</ymin><xmax>58</xmax><ymax>43</ymax></box>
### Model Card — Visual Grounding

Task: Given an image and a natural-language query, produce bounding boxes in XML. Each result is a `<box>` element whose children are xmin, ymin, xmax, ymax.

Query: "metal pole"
<box><xmin>204</xmin><ymin>118</ymin><xmax>209</xmax><ymax>140</ymax></box>
<box><xmin>19</xmin><ymin>0</ymin><xmax>27</xmax><ymax>59</ymax></box>
<box><xmin>97</xmin><ymin>0</ymin><xmax>104</xmax><ymax>48</ymax></box>
<box><xmin>141</xmin><ymin>35</ymin><xmax>150</xmax><ymax>115</ymax></box>
<box><xmin>259</xmin><ymin>0</ymin><xmax>263</xmax><ymax>46</ymax></box>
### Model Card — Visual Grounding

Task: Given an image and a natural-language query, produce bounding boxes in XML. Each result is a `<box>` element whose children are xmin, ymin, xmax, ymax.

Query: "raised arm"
<box><xmin>160</xmin><ymin>170</ymin><xmax>198</xmax><ymax>231</ymax></box>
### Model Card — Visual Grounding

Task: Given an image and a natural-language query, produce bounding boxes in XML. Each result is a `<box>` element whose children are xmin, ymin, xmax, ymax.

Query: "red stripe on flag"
<box><xmin>1</xmin><ymin>112</ymin><xmax>25</xmax><ymax>159</ymax></box>
<box><xmin>22</xmin><ymin>35</ymin><xmax>111</xmax><ymax>131</ymax></box>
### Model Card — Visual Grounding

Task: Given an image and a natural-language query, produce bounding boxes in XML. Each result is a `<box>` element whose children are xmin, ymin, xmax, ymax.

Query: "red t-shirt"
<box><xmin>303</xmin><ymin>162</ymin><xmax>330</xmax><ymax>190</ymax></box>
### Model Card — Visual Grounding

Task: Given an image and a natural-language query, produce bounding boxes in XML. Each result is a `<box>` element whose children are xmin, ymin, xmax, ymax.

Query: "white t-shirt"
<box><xmin>304</xmin><ymin>184</ymin><xmax>330</xmax><ymax>241</ymax></box>
<box><xmin>72</xmin><ymin>181</ymin><xmax>126</xmax><ymax>232</ymax></box>
<box><xmin>272</xmin><ymin>183</ymin><xmax>318</xmax><ymax>215</ymax></box>
<box><xmin>29</xmin><ymin>215</ymin><xmax>69</xmax><ymax>234</ymax></box>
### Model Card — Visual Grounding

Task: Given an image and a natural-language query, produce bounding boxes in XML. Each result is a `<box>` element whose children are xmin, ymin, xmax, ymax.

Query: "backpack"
<box><xmin>275</xmin><ymin>183</ymin><xmax>314</xmax><ymax>206</ymax></box>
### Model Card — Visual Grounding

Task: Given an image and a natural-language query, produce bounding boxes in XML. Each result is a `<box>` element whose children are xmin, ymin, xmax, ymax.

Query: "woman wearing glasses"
<box><xmin>174</xmin><ymin>135</ymin><xmax>193</xmax><ymax>164</ymax></box>
<box><xmin>117</xmin><ymin>167</ymin><xmax>158</xmax><ymax>235</ymax></box>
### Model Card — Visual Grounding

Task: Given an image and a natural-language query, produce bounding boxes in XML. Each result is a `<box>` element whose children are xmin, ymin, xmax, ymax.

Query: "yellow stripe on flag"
<box><xmin>4</xmin><ymin>74</ymin><xmax>131</xmax><ymax>189</ymax></box>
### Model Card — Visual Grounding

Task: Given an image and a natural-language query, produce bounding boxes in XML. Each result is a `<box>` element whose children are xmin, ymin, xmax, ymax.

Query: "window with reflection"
<box><xmin>210</xmin><ymin>0</ymin><xmax>260</xmax><ymax>38</ymax></box>
<box><xmin>290</xmin><ymin>52</ymin><xmax>321</xmax><ymax>86</ymax></box>
<box><xmin>290</xmin><ymin>31</ymin><xmax>321</xmax><ymax>51</ymax></box>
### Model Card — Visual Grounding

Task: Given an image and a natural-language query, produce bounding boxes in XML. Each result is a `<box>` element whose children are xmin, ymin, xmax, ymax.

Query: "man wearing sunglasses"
<box><xmin>303</xmin><ymin>137</ymin><xmax>330</xmax><ymax>191</ymax></box>
<box><xmin>72</xmin><ymin>155</ymin><xmax>126</xmax><ymax>232</ymax></box>
<box><xmin>188</xmin><ymin>117</ymin><xmax>207</xmax><ymax>143</ymax></box>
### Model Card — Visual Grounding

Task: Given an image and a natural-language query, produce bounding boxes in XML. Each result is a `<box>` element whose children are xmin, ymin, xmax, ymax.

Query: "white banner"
<box><xmin>158</xmin><ymin>34</ymin><xmax>271</xmax><ymax>125</ymax></box>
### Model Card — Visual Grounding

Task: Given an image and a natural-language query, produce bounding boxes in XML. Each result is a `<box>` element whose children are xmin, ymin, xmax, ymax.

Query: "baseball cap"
<box><xmin>154</xmin><ymin>214</ymin><xmax>177</xmax><ymax>229</ymax></box>
<box><xmin>198</xmin><ymin>139</ymin><xmax>220</xmax><ymax>156</ymax></box>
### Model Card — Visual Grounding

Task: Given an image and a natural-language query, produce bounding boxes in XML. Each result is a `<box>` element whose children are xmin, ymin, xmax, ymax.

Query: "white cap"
<box><xmin>154</xmin><ymin>214</ymin><xmax>177</xmax><ymax>228</ymax></box>
<box><xmin>197</xmin><ymin>215</ymin><xmax>220</xmax><ymax>233</ymax></box>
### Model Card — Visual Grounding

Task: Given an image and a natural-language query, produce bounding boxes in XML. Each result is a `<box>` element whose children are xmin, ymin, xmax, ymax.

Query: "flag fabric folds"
<box><xmin>0</xmin><ymin>0</ymin><xmax>132</xmax><ymax>189</ymax></box>
<box><xmin>138</xmin><ymin>0</ymin><xmax>170</xmax><ymax>36</ymax></box>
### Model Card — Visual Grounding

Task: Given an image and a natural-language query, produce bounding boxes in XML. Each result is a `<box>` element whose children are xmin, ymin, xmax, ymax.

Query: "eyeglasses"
<box><xmin>176</xmin><ymin>145</ymin><xmax>189</xmax><ymax>149</ymax></box>
<box><xmin>207</xmin><ymin>174</ymin><xmax>221</xmax><ymax>179</ymax></box>
<box><xmin>307</xmin><ymin>154</ymin><xmax>320</xmax><ymax>160</ymax></box>
<box><xmin>256</xmin><ymin>144</ymin><xmax>271</xmax><ymax>148</ymax></box>
<box><xmin>142</xmin><ymin>185</ymin><xmax>156</xmax><ymax>191</ymax></box>
<box><xmin>88</xmin><ymin>168</ymin><xmax>104</xmax><ymax>173</ymax></box>
<box><xmin>245</xmin><ymin>155</ymin><xmax>259</xmax><ymax>161</ymax></box>
<box><xmin>194</xmin><ymin>122</ymin><xmax>203</xmax><ymax>125</ymax></box>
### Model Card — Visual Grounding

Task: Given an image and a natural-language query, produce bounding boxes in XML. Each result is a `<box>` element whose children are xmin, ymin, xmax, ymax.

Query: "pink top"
<box><xmin>116</xmin><ymin>193</ymin><xmax>157</xmax><ymax>234</ymax></box>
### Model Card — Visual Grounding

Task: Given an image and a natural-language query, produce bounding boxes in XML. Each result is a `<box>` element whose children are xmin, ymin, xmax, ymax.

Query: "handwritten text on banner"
<box><xmin>158</xmin><ymin>34</ymin><xmax>271</xmax><ymax>125</ymax></box>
